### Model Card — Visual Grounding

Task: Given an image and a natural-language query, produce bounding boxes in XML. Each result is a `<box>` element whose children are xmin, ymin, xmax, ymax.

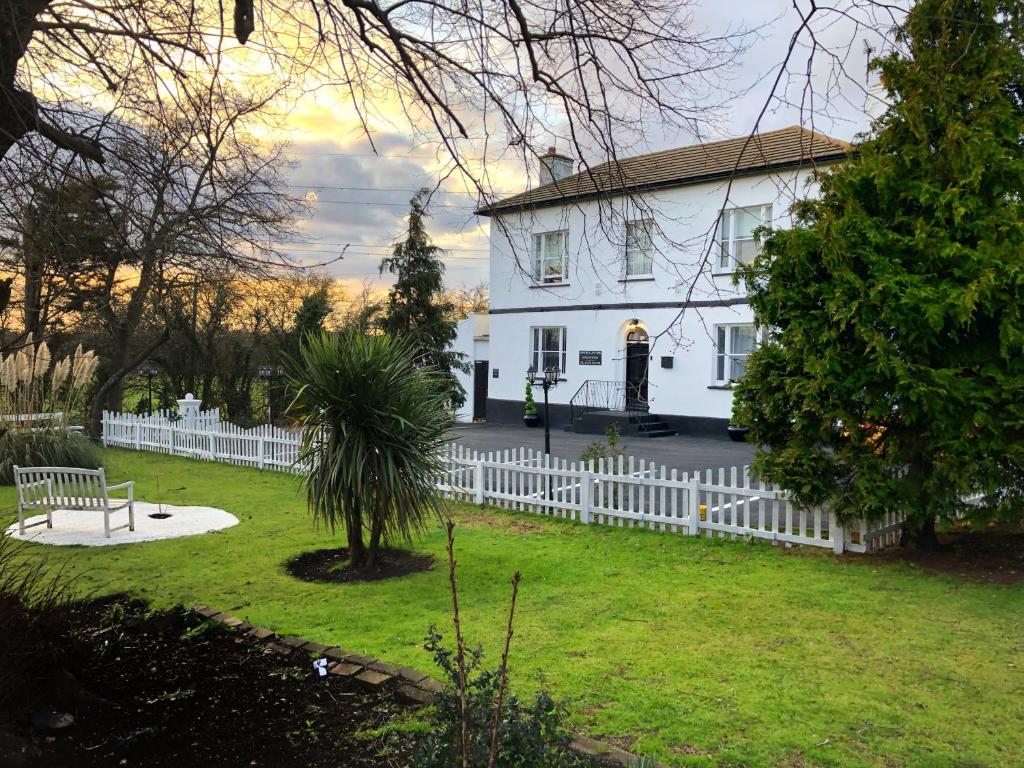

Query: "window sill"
<box><xmin>528</xmin><ymin>282</ymin><xmax>572</xmax><ymax>289</ymax></box>
<box><xmin>618</xmin><ymin>276</ymin><xmax>655</xmax><ymax>283</ymax></box>
<box><xmin>707</xmin><ymin>384</ymin><xmax>734</xmax><ymax>390</ymax></box>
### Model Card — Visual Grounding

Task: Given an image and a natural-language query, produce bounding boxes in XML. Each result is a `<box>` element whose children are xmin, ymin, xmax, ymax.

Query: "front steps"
<box><xmin>564</xmin><ymin>410</ymin><xmax>678</xmax><ymax>438</ymax></box>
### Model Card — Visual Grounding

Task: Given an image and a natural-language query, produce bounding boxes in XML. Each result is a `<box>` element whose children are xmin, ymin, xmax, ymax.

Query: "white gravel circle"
<box><xmin>3</xmin><ymin>502</ymin><xmax>238</xmax><ymax>547</ymax></box>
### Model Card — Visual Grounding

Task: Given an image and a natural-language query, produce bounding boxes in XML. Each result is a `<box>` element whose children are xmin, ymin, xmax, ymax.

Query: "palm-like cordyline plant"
<box><xmin>286</xmin><ymin>331</ymin><xmax>452</xmax><ymax>570</ymax></box>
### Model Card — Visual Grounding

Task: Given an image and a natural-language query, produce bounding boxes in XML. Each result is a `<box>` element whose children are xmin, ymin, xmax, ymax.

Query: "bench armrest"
<box><xmin>106</xmin><ymin>480</ymin><xmax>135</xmax><ymax>499</ymax></box>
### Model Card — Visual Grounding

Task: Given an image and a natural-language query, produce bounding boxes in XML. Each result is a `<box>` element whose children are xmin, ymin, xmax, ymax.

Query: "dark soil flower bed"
<box><xmin>862</xmin><ymin>525</ymin><xmax>1024</xmax><ymax>585</ymax></box>
<box><xmin>0</xmin><ymin>599</ymin><xmax>419</xmax><ymax>767</ymax></box>
<box><xmin>286</xmin><ymin>548</ymin><xmax>435</xmax><ymax>584</ymax></box>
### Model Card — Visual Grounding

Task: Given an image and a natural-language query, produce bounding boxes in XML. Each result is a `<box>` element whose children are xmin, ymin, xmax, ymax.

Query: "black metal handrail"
<box><xmin>569</xmin><ymin>380</ymin><xmax>648</xmax><ymax>425</ymax></box>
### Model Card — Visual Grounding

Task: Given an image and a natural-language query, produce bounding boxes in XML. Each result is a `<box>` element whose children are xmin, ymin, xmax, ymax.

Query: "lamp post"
<box><xmin>258</xmin><ymin>364</ymin><xmax>285</xmax><ymax>424</ymax></box>
<box><xmin>141</xmin><ymin>364</ymin><xmax>159</xmax><ymax>414</ymax></box>
<box><xmin>526</xmin><ymin>364</ymin><xmax>560</xmax><ymax>456</ymax></box>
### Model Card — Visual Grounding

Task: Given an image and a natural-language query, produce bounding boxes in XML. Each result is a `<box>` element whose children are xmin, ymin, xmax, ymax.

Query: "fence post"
<box><xmin>257</xmin><ymin>437</ymin><xmax>265</xmax><ymax>470</ymax></box>
<box><xmin>133</xmin><ymin>422</ymin><xmax>141</xmax><ymax>451</ymax></box>
<box><xmin>101</xmin><ymin>411</ymin><xmax>109</xmax><ymax>447</ymax></box>
<box><xmin>208</xmin><ymin>429</ymin><xmax>216</xmax><ymax>461</ymax></box>
<box><xmin>687</xmin><ymin>474</ymin><xmax>700</xmax><ymax>536</ymax></box>
<box><xmin>473</xmin><ymin>459</ymin><xmax>484</xmax><ymax>506</ymax></box>
<box><xmin>829</xmin><ymin>510</ymin><xmax>845</xmax><ymax>554</ymax></box>
<box><xmin>579</xmin><ymin>461</ymin><xmax>592</xmax><ymax>525</ymax></box>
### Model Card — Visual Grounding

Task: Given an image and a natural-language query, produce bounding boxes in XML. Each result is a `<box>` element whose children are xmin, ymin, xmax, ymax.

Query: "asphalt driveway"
<box><xmin>447</xmin><ymin>422</ymin><xmax>756</xmax><ymax>474</ymax></box>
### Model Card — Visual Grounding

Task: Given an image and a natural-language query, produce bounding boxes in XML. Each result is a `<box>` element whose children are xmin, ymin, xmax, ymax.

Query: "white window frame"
<box><xmin>531</xmin><ymin>326</ymin><xmax>567</xmax><ymax>373</ymax></box>
<box><xmin>715</xmin><ymin>204</ymin><xmax>772</xmax><ymax>273</ymax></box>
<box><xmin>624</xmin><ymin>218</ymin><xmax>655</xmax><ymax>278</ymax></box>
<box><xmin>712</xmin><ymin>324</ymin><xmax>759</xmax><ymax>384</ymax></box>
<box><xmin>532</xmin><ymin>230</ymin><xmax>569</xmax><ymax>284</ymax></box>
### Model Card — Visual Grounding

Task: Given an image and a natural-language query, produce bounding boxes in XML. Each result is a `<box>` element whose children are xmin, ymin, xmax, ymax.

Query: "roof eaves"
<box><xmin>475</xmin><ymin>150</ymin><xmax>853</xmax><ymax>217</ymax></box>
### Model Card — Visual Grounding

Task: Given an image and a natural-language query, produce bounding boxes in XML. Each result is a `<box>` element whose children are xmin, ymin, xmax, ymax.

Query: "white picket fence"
<box><xmin>438</xmin><ymin>443</ymin><xmax>893</xmax><ymax>554</ymax></box>
<box><xmin>102</xmin><ymin>410</ymin><xmax>903</xmax><ymax>554</ymax></box>
<box><xmin>102</xmin><ymin>410</ymin><xmax>301</xmax><ymax>471</ymax></box>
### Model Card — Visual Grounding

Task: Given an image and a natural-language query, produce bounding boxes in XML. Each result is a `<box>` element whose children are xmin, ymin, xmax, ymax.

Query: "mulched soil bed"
<box><xmin>862</xmin><ymin>526</ymin><xmax>1024</xmax><ymax>585</ymax></box>
<box><xmin>0</xmin><ymin>599</ymin><xmax>418</xmax><ymax>767</ymax></box>
<box><xmin>287</xmin><ymin>548</ymin><xmax>435</xmax><ymax>584</ymax></box>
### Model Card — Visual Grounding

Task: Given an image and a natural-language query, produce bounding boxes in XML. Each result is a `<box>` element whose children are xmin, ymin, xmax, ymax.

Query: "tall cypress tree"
<box><xmin>379</xmin><ymin>190</ymin><xmax>468</xmax><ymax>408</ymax></box>
<box><xmin>734</xmin><ymin>0</ymin><xmax>1024</xmax><ymax>547</ymax></box>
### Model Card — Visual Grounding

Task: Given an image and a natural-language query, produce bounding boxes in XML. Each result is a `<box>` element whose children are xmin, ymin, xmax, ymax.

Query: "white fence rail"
<box><xmin>102</xmin><ymin>410</ymin><xmax>906</xmax><ymax>554</ymax></box>
<box><xmin>102</xmin><ymin>410</ymin><xmax>301</xmax><ymax>471</ymax></box>
<box><xmin>438</xmin><ymin>443</ymin><xmax>874</xmax><ymax>553</ymax></box>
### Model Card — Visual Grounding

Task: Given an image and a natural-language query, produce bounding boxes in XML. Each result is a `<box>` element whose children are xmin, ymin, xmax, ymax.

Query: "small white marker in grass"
<box><xmin>313</xmin><ymin>658</ymin><xmax>328</xmax><ymax>677</ymax></box>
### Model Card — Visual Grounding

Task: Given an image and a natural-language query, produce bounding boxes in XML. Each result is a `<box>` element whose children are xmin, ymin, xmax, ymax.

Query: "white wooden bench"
<box><xmin>15</xmin><ymin>466</ymin><xmax>135</xmax><ymax>538</ymax></box>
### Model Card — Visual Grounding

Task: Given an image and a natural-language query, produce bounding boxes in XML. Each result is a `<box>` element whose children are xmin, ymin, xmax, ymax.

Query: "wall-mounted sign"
<box><xmin>578</xmin><ymin>350</ymin><xmax>603</xmax><ymax>366</ymax></box>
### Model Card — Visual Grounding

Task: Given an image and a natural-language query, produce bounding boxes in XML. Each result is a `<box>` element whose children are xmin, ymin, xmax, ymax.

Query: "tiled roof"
<box><xmin>477</xmin><ymin>125</ymin><xmax>853</xmax><ymax>215</ymax></box>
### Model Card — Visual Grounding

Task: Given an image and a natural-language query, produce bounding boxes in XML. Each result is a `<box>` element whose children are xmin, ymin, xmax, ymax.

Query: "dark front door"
<box><xmin>625</xmin><ymin>343</ymin><xmax>649</xmax><ymax>410</ymax></box>
<box><xmin>473</xmin><ymin>360</ymin><xmax>489</xmax><ymax>420</ymax></box>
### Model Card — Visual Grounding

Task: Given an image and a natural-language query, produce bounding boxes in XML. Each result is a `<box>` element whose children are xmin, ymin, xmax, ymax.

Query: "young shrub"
<box><xmin>286</xmin><ymin>331</ymin><xmax>452</xmax><ymax>570</ymax></box>
<box><xmin>579</xmin><ymin>425</ymin><xmax>626</xmax><ymax>466</ymax></box>
<box><xmin>412</xmin><ymin>630</ymin><xmax>585</xmax><ymax>768</ymax></box>
<box><xmin>413</xmin><ymin>523</ymin><xmax>586</xmax><ymax>768</ymax></box>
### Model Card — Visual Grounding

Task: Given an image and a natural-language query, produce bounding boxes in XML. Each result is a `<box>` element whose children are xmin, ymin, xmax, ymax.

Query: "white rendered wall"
<box><xmin>452</xmin><ymin>313</ymin><xmax>489</xmax><ymax>422</ymax></box>
<box><xmin>484</xmin><ymin>166</ymin><xmax>826</xmax><ymax>420</ymax></box>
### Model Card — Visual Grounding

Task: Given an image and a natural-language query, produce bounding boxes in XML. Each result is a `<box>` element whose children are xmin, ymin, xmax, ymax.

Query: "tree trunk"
<box><xmin>88</xmin><ymin>330</ymin><xmax>170</xmax><ymax>436</ymax></box>
<box><xmin>367</xmin><ymin>512</ymin><xmax>384</xmax><ymax>569</ymax></box>
<box><xmin>346</xmin><ymin>504</ymin><xmax>367</xmax><ymax>570</ymax></box>
<box><xmin>915</xmin><ymin>517</ymin><xmax>941</xmax><ymax>551</ymax></box>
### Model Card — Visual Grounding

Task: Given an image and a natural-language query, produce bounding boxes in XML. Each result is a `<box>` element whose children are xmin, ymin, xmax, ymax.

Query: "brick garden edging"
<box><xmin>191</xmin><ymin>605</ymin><xmax>663</xmax><ymax>768</ymax></box>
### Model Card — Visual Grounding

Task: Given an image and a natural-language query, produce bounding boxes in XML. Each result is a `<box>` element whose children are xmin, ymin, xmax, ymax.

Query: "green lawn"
<box><xmin>4</xmin><ymin>448</ymin><xmax>1022</xmax><ymax>767</ymax></box>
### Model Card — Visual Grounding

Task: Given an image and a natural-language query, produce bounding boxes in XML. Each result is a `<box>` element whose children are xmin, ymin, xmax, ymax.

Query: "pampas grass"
<box><xmin>0</xmin><ymin>339</ymin><xmax>102</xmax><ymax>484</ymax></box>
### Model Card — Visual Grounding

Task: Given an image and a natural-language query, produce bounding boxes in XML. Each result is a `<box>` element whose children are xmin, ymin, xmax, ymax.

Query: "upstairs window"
<box><xmin>717</xmin><ymin>205</ymin><xmax>771</xmax><ymax>271</ymax></box>
<box><xmin>714</xmin><ymin>324</ymin><xmax>758</xmax><ymax>383</ymax></box>
<box><xmin>531</xmin><ymin>327</ymin><xmax>567</xmax><ymax>373</ymax></box>
<box><xmin>532</xmin><ymin>230</ymin><xmax>568</xmax><ymax>284</ymax></box>
<box><xmin>624</xmin><ymin>219</ymin><xmax>654</xmax><ymax>277</ymax></box>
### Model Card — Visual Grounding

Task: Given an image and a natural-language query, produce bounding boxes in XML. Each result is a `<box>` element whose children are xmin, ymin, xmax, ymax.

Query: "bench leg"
<box><xmin>46</xmin><ymin>507</ymin><xmax>52</xmax><ymax>529</ymax></box>
<box><xmin>18</xmin><ymin>505</ymin><xmax>24</xmax><ymax>535</ymax></box>
<box><xmin>104</xmin><ymin>509</ymin><xmax>111</xmax><ymax>538</ymax></box>
<box><xmin>129</xmin><ymin>500</ymin><xmax>135</xmax><ymax>532</ymax></box>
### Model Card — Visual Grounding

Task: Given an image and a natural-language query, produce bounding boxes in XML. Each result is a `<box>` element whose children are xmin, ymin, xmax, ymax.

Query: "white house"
<box><xmin>452</xmin><ymin>312</ymin><xmax>490</xmax><ymax>423</ymax></box>
<box><xmin>462</xmin><ymin>126</ymin><xmax>853</xmax><ymax>437</ymax></box>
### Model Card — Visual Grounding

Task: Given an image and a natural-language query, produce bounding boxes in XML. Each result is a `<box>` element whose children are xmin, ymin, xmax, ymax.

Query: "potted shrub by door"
<box><xmin>726</xmin><ymin>382</ymin><xmax>749</xmax><ymax>442</ymax></box>
<box><xmin>523</xmin><ymin>381</ymin><xmax>541</xmax><ymax>427</ymax></box>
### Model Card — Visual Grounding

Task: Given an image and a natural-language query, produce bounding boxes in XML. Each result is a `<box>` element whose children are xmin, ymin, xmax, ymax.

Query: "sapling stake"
<box><xmin>486</xmin><ymin>570</ymin><xmax>521</xmax><ymax>768</ymax></box>
<box><xmin>445</xmin><ymin>521</ymin><xmax>470</xmax><ymax>768</ymax></box>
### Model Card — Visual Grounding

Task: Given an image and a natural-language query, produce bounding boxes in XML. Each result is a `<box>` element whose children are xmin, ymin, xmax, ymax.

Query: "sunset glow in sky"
<box><xmin>222</xmin><ymin>0</ymin><xmax>885</xmax><ymax>299</ymax></box>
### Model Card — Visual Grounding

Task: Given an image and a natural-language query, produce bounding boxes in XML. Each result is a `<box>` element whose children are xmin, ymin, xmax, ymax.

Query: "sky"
<box><xmin>258</xmin><ymin>0</ymin><xmax>900</xmax><ymax>298</ymax></box>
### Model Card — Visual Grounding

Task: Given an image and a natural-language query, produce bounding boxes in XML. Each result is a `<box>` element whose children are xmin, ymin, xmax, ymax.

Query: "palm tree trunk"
<box><xmin>347</xmin><ymin>504</ymin><xmax>367</xmax><ymax>569</ymax></box>
<box><xmin>367</xmin><ymin>511</ymin><xmax>384</xmax><ymax>568</ymax></box>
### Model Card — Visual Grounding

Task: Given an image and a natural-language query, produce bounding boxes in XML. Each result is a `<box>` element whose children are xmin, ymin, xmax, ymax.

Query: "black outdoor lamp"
<box><xmin>258</xmin><ymin>364</ymin><xmax>285</xmax><ymax>424</ymax></box>
<box><xmin>526</xmin><ymin>363</ymin><xmax>560</xmax><ymax>456</ymax></box>
<box><xmin>142</xmin><ymin>363</ymin><xmax>159</xmax><ymax>414</ymax></box>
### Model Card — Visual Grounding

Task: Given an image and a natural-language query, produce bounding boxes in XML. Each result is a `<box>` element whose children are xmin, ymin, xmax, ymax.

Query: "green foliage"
<box><xmin>0</xmin><ymin>534</ymin><xmax>75</xmax><ymax>717</ymax></box>
<box><xmin>379</xmin><ymin>190</ymin><xmax>469</xmax><ymax>409</ymax></box>
<box><xmin>0</xmin><ymin>428</ymin><xmax>101</xmax><ymax>485</ymax></box>
<box><xmin>735</xmin><ymin>0</ymin><xmax>1024</xmax><ymax>539</ymax></box>
<box><xmin>285</xmin><ymin>331</ymin><xmax>452</xmax><ymax>569</ymax></box>
<box><xmin>524</xmin><ymin>381</ymin><xmax>537</xmax><ymax>416</ymax></box>
<box><xmin>292</xmin><ymin>286</ymin><xmax>332</xmax><ymax>345</ymax></box>
<box><xmin>412</xmin><ymin>627</ymin><xmax>585</xmax><ymax>768</ymax></box>
<box><xmin>579</xmin><ymin>425</ymin><xmax>626</xmax><ymax>466</ymax></box>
